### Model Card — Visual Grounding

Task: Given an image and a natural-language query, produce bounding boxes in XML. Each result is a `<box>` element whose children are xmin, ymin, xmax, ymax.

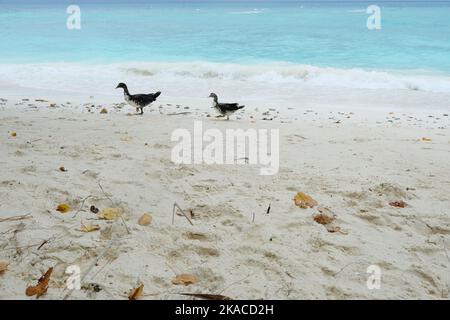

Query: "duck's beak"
<box><xmin>115</xmin><ymin>85</ymin><xmax>120</xmax><ymax>89</ymax></box>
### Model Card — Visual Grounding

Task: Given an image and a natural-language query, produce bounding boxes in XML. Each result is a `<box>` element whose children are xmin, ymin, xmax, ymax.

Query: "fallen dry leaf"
<box><xmin>56</xmin><ymin>203</ymin><xmax>71</xmax><ymax>213</ymax></box>
<box><xmin>313</xmin><ymin>213</ymin><xmax>335</xmax><ymax>225</ymax></box>
<box><xmin>128</xmin><ymin>284</ymin><xmax>144</xmax><ymax>300</ymax></box>
<box><xmin>172</xmin><ymin>274</ymin><xmax>197</xmax><ymax>286</ymax></box>
<box><xmin>421</xmin><ymin>137</ymin><xmax>432</xmax><ymax>142</ymax></box>
<box><xmin>98</xmin><ymin>207</ymin><xmax>122</xmax><ymax>220</ymax></box>
<box><xmin>100</xmin><ymin>108</ymin><xmax>108</xmax><ymax>114</ymax></box>
<box><xmin>0</xmin><ymin>261</ymin><xmax>8</xmax><ymax>274</ymax></box>
<box><xmin>294</xmin><ymin>192</ymin><xmax>318</xmax><ymax>209</ymax></box>
<box><xmin>79</xmin><ymin>222</ymin><xmax>100</xmax><ymax>232</ymax></box>
<box><xmin>25</xmin><ymin>267</ymin><xmax>53</xmax><ymax>298</ymax></box>
<box><xmin>138</xmin><ymin>213</ymin><xmax>152</xmax><ymax>226</ymax></box>
<box><xmin>389</xmin><ymin>200</ymin><xmax>407</xmax><ymax>208</ymax></box>
<box><xmin>59</xmin><ymin>166</ymin><xmax>67</xmax><ymax>172</ymax></box>
<box><xmin>10</xmin><ymin>132</ymin><xmax>17</xmax><ymax>137</ymax></box>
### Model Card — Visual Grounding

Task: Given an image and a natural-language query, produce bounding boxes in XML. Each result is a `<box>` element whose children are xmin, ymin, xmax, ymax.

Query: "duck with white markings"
<box><xmin>208</xmin><ymin>93</ymin><xmax>245</xmax><ymax>120</ymax></box>
<box><xmin>116</xmin><ymin>83</ymin><xmax>161</xmax><ymax>115</ymax></box>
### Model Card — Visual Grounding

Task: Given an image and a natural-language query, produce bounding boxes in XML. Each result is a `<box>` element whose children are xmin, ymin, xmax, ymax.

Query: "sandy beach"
<box><xmin>1</xmin><ymin>96</ymin><xmax>449</xmax><ymax>299</ymax></box>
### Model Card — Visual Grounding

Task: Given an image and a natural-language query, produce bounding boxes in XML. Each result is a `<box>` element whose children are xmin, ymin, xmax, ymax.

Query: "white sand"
<box><xmin>0</xmin><ymin>96</ymin><xmax>449</xmax><ymax>300</ymax></box>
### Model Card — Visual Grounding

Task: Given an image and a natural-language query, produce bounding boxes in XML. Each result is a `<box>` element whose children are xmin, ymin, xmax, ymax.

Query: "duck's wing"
<box><xmin>218</xmin><ymin>103</ymin><xmax>244</xmax><ymax>111</ymax></box>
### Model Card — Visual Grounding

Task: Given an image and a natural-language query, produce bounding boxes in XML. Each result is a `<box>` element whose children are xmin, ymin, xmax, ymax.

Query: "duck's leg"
<box><xmin>226</xmin><ymin>115</ymin><xmax>230</xmax><ymax>120</ymax></box>
<box><xmin>140</xmin><ymin>107</ymin><xmax>144</xmax><ymax>115</ymax></box>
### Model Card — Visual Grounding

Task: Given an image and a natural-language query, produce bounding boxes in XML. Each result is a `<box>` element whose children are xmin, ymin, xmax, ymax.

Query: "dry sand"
<box><xmin>0</xmin><ymin>98</ymin><xmax>449</xmax><ymax>299</ymax></box>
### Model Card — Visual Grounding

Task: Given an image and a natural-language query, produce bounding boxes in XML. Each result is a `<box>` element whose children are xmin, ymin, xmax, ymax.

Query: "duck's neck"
<box><xmin>212</xmin><ymin>97</ymin><xmax>218</xmax><ymax>106</ymax></box>
<box><xmin>122</xmin><ymin>86</ymin><xmax>130</xmax><ymax>96</ymax></box>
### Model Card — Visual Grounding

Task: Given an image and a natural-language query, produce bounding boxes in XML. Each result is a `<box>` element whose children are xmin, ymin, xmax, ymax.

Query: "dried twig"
<box><xmin>72</xmin><ymin>195</ymin><xmax>94</xmax><ymax>218</ymax></box>
<box><xmin>98</xmin><ymin>182</ymin><xmax>115</xmax><ymax>206</ymax></box>
<box><xmin>172</xmin><ymin>202</ymin><xmax>193</xmax><ymax>226</ymax></box>
<box><xmin>179</xmin><ymin>293</ymin><xmax>232</xmax><ymax>300</ymax></box>
<box><xmin>0</xmin><ymin>214</ymin><xmax>32</xmax><ymax>223</ymax></box>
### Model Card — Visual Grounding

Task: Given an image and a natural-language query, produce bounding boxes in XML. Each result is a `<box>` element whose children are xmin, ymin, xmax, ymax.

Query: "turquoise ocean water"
<box><xmin>1</xmin><ymin>1</ymin><xmax>450</xmax><ymax>97</ymax></box>
<box><xmin>1</xmin><ymin>1</ymin><xmax>449</xmax><ymax>72</ymax></box>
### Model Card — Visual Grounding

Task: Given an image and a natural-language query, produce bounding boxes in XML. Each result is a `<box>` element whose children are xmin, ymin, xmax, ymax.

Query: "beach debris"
<box><xmin>313</xmin><ymin>213</ymin><xmax>335</xmax><ymax>225</ymax></box>
<box><xmin>0</xmin><ymin>261</ymin><xmax>8</xmax><ymax>274</ymax></box>
<box><xmin>128</xmin><ymin>284</ymin><xmax>144</xmax><ymax>300</ymax></box>
<box><xmin>10</xmin><ymin>131</ymin><xmax>17</xmax><ymax>137</ymax></box>
<box><xmin>266</xmin><ymin>203</ymin><xmax>271</xmax><ymax>215</ymax></box>
<box><xmin>0</xmin><ymin>214</ymin><xmax>32</xmax><ymax>223</ymax></box>
<box><xmin>79</xmin><ymin>222</ymin><xmax>101</xmax><ymax>233</ymax></box>
<box><xmin>172</xmin><ymin>274</ymin><xmax>197</xmax><ymax>286</ymax></box>
<box><xmin>172</xmin><ymin>202</ymin><xmax>194</xmax><ymax>226</ymax></box>
<box><xmin>25</xmin><ymin>267</ymin><xmax>53</xmax><ymax>298</ymax></box>
<box><xmin>56</xmin><ymin>203</ymin><xmax>71</xmax><ymax>213</ymax></box>
<box><xmin>98</xmin><ymin>207</ymin><xmax>122</xmax><ymax>220</ymax></box>
<box><xmin>90</xmin><ymin>205</ymin><xmax>99</xmax><ymax>214</ymax></box>
<box><xmin>100</xmin><ymin>108</ymin><xmax>108</xmax><ymax>114</ymax></box>
<box><xmin>420</xmin><ymin>137</ymin><xmax>432</xmax><ymax>142</ymax></box>
<box><xmin>389</xmin><ymin>200</ymin><xmax>407</xmax><ymax>208</ymax></box>
<box><xmin>179</xmin><ymin>293</ymin><xmax>232</xmax><ymax>300</ymax></box>
<box><xmin>59</xmin><ymin>166</ymin><xmax>67</xmax><ymax>172</ymax></box>
<box><xmin>294</xmin><ymin>192</ymin><xmax>318</xmax><ymax>209</ymax></box>
<box><xmin>138</xmin><ymin>213</ymin><xmax>152</xmax><ymax>226</ymax></box>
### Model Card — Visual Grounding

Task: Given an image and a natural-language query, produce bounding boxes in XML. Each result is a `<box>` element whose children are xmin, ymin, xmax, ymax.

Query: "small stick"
<box><xmin>266</xmin><ymin>203</ymin><xmax>271</xmax><ymax>215</ymax></box>
<box><xmin>252</xmin><ymin>212</ymin><xmax>255</xmax><ymax>223</ymax></box>
<box><xmin>172</xmin><ymin>202</ymin><xmax>193</xmax><ymax>226</ymax></box>
<box><xmin>0</xmin><ymin>214</ymin><xmax>32</xmax><ymax>223</ymax></box>
<box><xmin>98</xmin><ymin>182</ymin><xmax>115</xmax><ymax>206</ymax></box>
<box><xmin>72</xmin><ymin>195</ymin><xmax>93</xmax><ymax>218</ymax></box>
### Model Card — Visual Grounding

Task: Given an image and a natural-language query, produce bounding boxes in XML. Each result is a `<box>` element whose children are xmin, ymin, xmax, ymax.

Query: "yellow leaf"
<box><xmin>172</xmin><ymin>274</ymin><xmax>197</xmax><ymax>286</ymax></box>
<box><xmin>79</xmin><ymin>223</ymin><xmax>100</xmax><ymax>232</ymax></box>
<box><xmin>11</xmin><ymin>132</ymin><xmax>17</xmax><ymax>137</ymax></box>
<box><xmin>100</xmin><ymin>108</ymin><xmax>108</xmax><ymax>114</ymax></box>
<box><xmin>128</xmin><ymin>284</ymin><xmax>144</xmax><ymax>300</ymax></box>
<box><xmin>0</xmin><ymin>261</ymin><xmax>8</xmax><ymax>274</ymax></box>
<box><xmin>138</xmin><ymin>213</ymin><xmax>152</xmax><ymax>226</ymax></box>
<box><xmin>293</xmin><ymin>192</ymin><xmax>318</xmax><ymax>209</ymax></box>
<box><xmin>421</xmin><ymin>137</ymin><xmax>432</xmax><ymax>142</ymax></box>
<box><xmin>98</xmin><ymin>207</ymin><xmax>122</xmax><ymax>220</ymax></box>
<box><xmin>56</xmin><ymin>203</ymin><xmax>71</xmax><ymax>213</ymax></box>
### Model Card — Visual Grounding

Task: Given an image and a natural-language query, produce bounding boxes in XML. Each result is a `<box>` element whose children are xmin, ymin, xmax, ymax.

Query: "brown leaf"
<box><xmin>138</xmin><ymin>213</ymin><xmax>152</xmax><ymax>226</ymax></box>
<box><xmin>25</xmin><ymin>267</ymin><xmax>53</xmax><ymax>298</ymax></box>
<box><xmin>389</xmin><ymin>200</ymin><xmax>407</xmax><ymax>208</ymax></box>
<box><xmin>294</xmin><ymin>192</ymin><xmax>318</xmax><ymax>209</ymax></box>
<box><xmin>172</xmin><ymin>274</ymin><xmax>197</xmax><ymax>286</ymax></box>
<box><xmin>11</xmin><ymin>132</ymin><xmax>17</xmax><ymax>137</ymax></box>
<box><xmin>128</xmin><ymin>284</ymin><xmax>144</xmax><ymax>300</ymax></box>
<box><xmin>100</xmin><ymin>108</ymin><xmax>108</xmax><ymax>114</ymax></box>
<box><xmin>313</xmin><ymin>213</ymin><xmax>335</xmax><ymax>225</ymax></box>
<box><xmin>180</xmin><ymin>293</ymin><xmax>231</xmax><ymax>300</ymax></box>
<box><xmin>0</xmin><ymin>261</ymin><xmax>9</xmax><ymax>274</ymax></box>
<box><xmin>420</xmin><ymin>137</ymin><xmax>432</xmax><ymax>142</ymax></box>
<box><xmin>56</xmin><ymin>203</ymin><xmax>71</xmax><ymax>213</ymax></box>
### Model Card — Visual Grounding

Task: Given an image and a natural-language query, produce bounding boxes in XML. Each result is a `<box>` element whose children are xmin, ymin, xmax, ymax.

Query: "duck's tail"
<box><xmin>153</xmin><ymin>91</ymin><xmax>161</xmax><ymax>99</ymax></box>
